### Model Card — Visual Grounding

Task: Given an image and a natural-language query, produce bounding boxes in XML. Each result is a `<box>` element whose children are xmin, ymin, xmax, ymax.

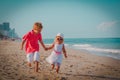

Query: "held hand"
<box><xmin>44</xmin><ymin>47</ymin><xmax>48</xmax><ymax>51</ymax></box>
<box><xmin>65</xmin><ymin>54</ymin><xmax>67</xmax><ymax>58</ymax></box>
<box><xmin>65</xmin><ymin>55</ymin><xmax>67</xmax><ymax>58</ymax></box>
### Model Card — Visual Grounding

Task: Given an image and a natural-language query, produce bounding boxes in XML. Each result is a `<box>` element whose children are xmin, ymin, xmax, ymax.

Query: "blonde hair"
<box><xmin>33</xmin><ymin>22</ymin><xmax>43</xmax><ymax>29</ymax></box>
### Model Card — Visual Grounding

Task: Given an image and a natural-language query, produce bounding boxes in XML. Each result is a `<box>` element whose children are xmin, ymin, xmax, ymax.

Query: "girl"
<box><xmin>46</xmin><ymin>33</ymin><xmax>67</xmax><ymax>73</ymax></box>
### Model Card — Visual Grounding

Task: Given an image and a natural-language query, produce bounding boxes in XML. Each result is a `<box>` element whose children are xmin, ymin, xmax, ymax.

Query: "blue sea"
<box><xmin>43</xmin><ymin>38</ymin><xmax>120</xmax><ymax>60</ymax></box>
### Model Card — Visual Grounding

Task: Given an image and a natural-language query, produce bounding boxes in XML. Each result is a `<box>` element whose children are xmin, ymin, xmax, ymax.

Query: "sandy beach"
<box><xmin>0</xmin><ymin>40</ymin><xmax>120</xmax><ymax>80</ymax></box>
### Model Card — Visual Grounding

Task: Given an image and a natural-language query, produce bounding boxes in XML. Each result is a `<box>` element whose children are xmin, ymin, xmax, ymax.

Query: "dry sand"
<box><xmin>0</xmin><ymin>40</ymin><xmax>120</xmax><ymax>80</ymax></box>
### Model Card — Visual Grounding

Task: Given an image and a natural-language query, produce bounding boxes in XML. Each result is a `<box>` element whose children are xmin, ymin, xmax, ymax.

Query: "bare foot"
<box><xmin>56</xmin><ymin>67</ymin><xmax>60</xmax><ymax>74</ymax></box>
<box><xmin>51</xmin><ymin>64</ymin><xmax>55</xmax><ymax>70</ymax></box>
<box><xmin>34</xmin><ymin>61</ymin><xmax>39</xmax><ymax>72</ymax></box>
<box><xmin>56</xmin><ymin>69</ymin><xmax>59</xmax><ymax>74</ymax></box>
<box><xmin>28</xmin><ymin>63</ymin><xmax>31</xmax><ymax>67</ymax></box>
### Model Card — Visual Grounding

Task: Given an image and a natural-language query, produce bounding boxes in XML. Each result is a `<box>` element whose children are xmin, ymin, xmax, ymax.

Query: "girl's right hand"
<box><xmin>45</xmin><ymin>47</ymin><xmax>48</xmax><ymax>51</ymax></box>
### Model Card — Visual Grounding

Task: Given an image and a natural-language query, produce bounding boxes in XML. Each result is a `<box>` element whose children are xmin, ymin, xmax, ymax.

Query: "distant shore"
<box><xmin>0</xmin><ymin>40</ymin><xmax>120</xmax><ymax>80</ymax></box>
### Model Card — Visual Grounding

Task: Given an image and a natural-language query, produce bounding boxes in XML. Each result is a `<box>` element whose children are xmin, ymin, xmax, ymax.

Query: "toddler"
<box><xmin>46</xmin><ymin>33</ymin><xmax>67</xmax><ymax>73</ymax></box>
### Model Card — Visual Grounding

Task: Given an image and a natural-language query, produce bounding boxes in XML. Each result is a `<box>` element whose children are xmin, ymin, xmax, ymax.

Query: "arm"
<box><xmin>21</xmin><ymin>32</ymin><xmax>30</xmax><ymax>50</ymax></box>
<box><xmin>62</xmin><ymin>44</ymin><xmax>67</xmax><ymax>58</ymax></box>
<box><xmin>39</xmin><ymin>40</ymin><xmax>47</xmax><ymax>50</ymax></box>
<box><xmin>47</xmin><ymin>43</ymin><xmax>54</xmax><ymax>50</ymax></box>
<box><xmin>21</xmin><ymin>40</ymin><xmax>26</xmax><ymax>50</ymax></box>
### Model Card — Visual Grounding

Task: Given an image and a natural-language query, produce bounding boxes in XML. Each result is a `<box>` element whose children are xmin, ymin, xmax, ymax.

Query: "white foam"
<box><xmin>45</xmin><ymin>44</ymin><xmax>52</xmax><ymax>46</ymax></box>
<box><xmin>72</xmin><ymin>44</ymin><xmax>120</xmax><ymax>54</ymax></box>
<box><xmin>85</xmin><ymin>47</ymin><xmax>120</xmax><ymax>53</ymax></box>
<box><xmin>73</xmin><ymin>44</ymin><xmax>92</xmax><ymax>48</ymax></box>
<box><xmin>45</xmin><ymin>43</ymin><xmax>69</xmax><ymax>46</ymax></box>
<box><xmin>64</xmin><ymin>44</ymin><xmax>69</xmax><ymax>46</ymax></box>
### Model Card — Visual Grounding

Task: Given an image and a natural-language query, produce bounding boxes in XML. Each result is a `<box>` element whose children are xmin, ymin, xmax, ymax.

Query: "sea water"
<box><xmin>43</xmin><ymin>38</ymin><xmax>120</xmax><ymax>60</ymax></box>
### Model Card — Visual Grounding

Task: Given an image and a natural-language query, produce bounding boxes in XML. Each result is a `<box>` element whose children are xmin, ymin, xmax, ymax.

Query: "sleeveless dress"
<box><xmin>46</xmin><ymin>43</ymin><xmax>64</xmax><ymax>65</ymax></box>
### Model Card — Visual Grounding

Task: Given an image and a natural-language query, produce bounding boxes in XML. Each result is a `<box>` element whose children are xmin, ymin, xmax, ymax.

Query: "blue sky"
<box><xmin>0</xmin><ymin>0</ymin><xmax>120</xmax><ymax>38</ymax></box>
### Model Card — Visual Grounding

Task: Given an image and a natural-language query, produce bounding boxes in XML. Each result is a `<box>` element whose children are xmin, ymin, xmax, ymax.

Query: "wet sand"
<box><xmin>0</xmin><ymin>40</ymin><xmax>120</xmax><ymax>80</ymax></box>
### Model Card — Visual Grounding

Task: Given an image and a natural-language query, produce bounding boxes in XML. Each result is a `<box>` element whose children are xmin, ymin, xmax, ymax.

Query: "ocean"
<box><xmin>43</xmin><ymin>38</ymin><xmax>120</xmax><ymax>60</ymax></box>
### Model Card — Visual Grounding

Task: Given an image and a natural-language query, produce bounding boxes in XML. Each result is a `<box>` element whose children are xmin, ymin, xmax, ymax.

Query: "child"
<box><xmin>46</xmin><ymin>33</ymin><xmax>67</xmax><ymax>73</ymax></box>
<box><xmin>21</xmin><ymin>22</ymin><xmax>47</xmax><ymax>72</ymax></box>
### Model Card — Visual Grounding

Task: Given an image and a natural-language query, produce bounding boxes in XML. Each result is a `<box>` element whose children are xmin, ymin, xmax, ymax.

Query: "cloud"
<box><xmin>97</xmin><ymin>21</ymin><xmax>118</xmax><ymax>31</ymax></box>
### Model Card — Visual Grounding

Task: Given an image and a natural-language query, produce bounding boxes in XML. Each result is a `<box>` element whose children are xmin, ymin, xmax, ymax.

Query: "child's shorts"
<box><xmin>26</xmin><ymin>51</ymin><xmax>40</xmax><ymax>63</ymax></box>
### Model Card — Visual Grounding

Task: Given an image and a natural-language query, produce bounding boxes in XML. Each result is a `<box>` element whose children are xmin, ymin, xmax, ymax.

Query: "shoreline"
<box><xmin>0</xmin><ymin>40</ymin><xmax>120</xmax><ymax>80</ymax></box>
<box><xmin>68</xmin><ymin>47</ymin><xmax>120</xmax><ymax>60</ymax></box>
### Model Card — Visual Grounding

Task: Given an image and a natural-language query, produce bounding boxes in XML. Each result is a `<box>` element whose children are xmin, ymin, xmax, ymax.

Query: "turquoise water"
<box><xmin>43</xmin><ymin>38</ymin><xmax>120</xmax><ymax>60</ymax></box>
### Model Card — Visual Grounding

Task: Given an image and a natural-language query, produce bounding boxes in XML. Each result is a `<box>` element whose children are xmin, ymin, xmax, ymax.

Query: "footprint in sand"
<box><xmin>29</xmin><ymin>76</ymin><xmax>36</xmax><ymax>79</ymax></box>
<box><xmin>101</xmin><ymin>64</ymin><xmax>105</xmax><ymax>67</ymax></box>
<box><xmin>3</xmin><ymin>65</ymin><xmax>11</xmax><ymax>70</ymax></box>
<box><xmin>69</xmin><ymin>65</ymin><xmax>73</xmax><ymax>67</ymax></box>
<box><xmin>88</xmin><ymin>71</ymin><xmax>93</xmax><ymax>74</ymax></box>
<box><xmin>60</xmin><ymin>77</ymin><xmax>68</xmax><ymax>80</ymax></box>
<box><xmin>91</xmin><ymin>66</ymin><xmax>95</xmax><ymax>68</ymax></box>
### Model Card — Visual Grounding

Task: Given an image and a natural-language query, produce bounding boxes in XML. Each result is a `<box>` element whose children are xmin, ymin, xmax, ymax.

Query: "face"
<box><xmin>56</xmin><ymin>36</ymin><xmax>63</xmax><ymax>44</ymax></box>
<box><xmin>33</xmin><ymin>25</ymin><xmax>42</xmax><ymax>34</ymax></box>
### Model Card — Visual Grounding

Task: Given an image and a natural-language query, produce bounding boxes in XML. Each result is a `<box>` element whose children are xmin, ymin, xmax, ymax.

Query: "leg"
<box><xmin>34</xmin><ymin>61</ymin><xmax>39</xmax><ymax>72</ymax></box>
<box><xmin>56</xmin><ymin>63</ymin><xmax>60</xmax><ymax>73</ymax></box>
<box><xmin>51</xmin><ymin>64</ymin><xmax>55</xmax><ymax>69</ymax></box>
<box><xmin>27</xmin><ymin>62</ymin><xmax>31</xmax><ymax>67</ymax></box>
<box><xmin>56</xmin><ymin>65</ymin><xmax>60</xmax><ymax>73</ymax></box>
<box><xmin>34</xmin><ymin>51</ymin><xmax>40</xmax><ymax>72</ymax></box>
<box><xmin>26</xmin><ymin>53</ymin><xmax>33</xmax><ymax>67</ymax></box>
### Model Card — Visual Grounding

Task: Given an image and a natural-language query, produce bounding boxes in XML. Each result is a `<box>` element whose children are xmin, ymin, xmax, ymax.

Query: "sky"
<box><xmin>0</xmin><ymin>0</ymin><xmax>120</xmax><ymax>38</ymax></box>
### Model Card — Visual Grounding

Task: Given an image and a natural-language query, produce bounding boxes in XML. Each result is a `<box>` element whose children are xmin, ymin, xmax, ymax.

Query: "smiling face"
<box><xmin>33</xmin><ymin>25</ymin><xmax>42</xmax><ymax>34</ymax></box>
<box><xmin>33</xmin><ymin>22</ymin><xmax>43</xmax><ymax>34</ymax></box>
<box><xmin>55</xmin><ymin>36</ymin><xmax>64</xmax><ymax>44</ymax></box>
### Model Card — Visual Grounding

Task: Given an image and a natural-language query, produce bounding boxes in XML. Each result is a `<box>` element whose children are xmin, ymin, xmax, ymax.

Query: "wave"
<box><xmin>45</xmin><ymin>43</ymin><xmax>69</xmax><ymax>46</ymax></box>
<box><xmin>45</xmin><ymin>44</ymin><xmax>52</xmax><ymax>46</ymax></box>
<box><xmin>73</xmin><ymin>44</ymin><xmax>92</xmax><ymax>48</ymax></box>
<box><xmin>64</xmin><ymin>44</ymin><xmax>69</xmax><ymax>46</ymax></box>
<box><xmin>72</xmin><ymin>44</ymin><xmax>120</xmax><ymax>54</ymax></box>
